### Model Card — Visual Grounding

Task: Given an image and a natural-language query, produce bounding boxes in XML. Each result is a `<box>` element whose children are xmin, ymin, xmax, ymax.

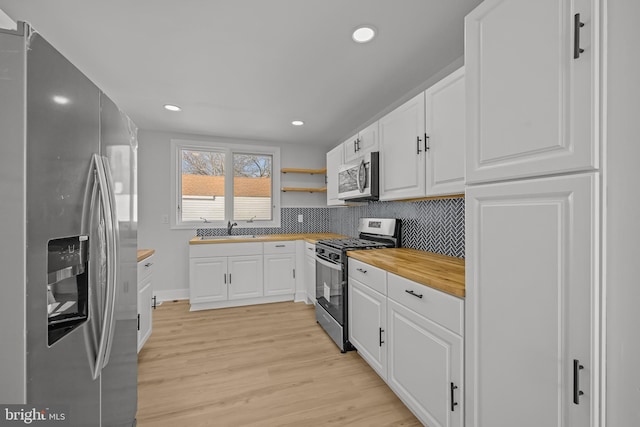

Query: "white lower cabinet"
<box><xmin>349</xmin><ymin>278</ymin><xmax>387</xmax><ymax>379</ymax></box>
<box><xmin>137</xmin><ymin>255</ymin><xmax>154</xmax><ymax>353</ymax></box>
<box><xmin>190</xmin><ymin>255</ymin><xmax>263</xmax><ymax>303</ymax></box>
<box><xmin>189</xmin><ymin>241</ymin><xmax>306</xmax><ymax>311</ymax></box>
<box><xmin>190</xmin><ymin>256</ymin><xmax>228</xmax><ymax>303</ymax></box>
<box><xmin>387</xmin><ymin>299</ymin><xmax>463</xmax><ymax>427</ymax></box>
<box><xmin>227</xmin><ymin>256</ymin><xmax>264</xmax><ymax>300</ymax></box>
<box><xmin>189</xmin><ymin>242</ymin><xmax>264</xmax><ymax>310</ymax></box>
<box><xmin>304</xmin><ymin>242</ymin><xmax>316</xmax><ymax>304</ymax></box>
<box><xmin>264</xmin><ymin>241</ymin><xmax>296</xmax><ymax>297</ymax></box>
<box><xmin>348</xmin><ymin>258</ymin><xmax>463</xmax><ymax>426</ymax></box>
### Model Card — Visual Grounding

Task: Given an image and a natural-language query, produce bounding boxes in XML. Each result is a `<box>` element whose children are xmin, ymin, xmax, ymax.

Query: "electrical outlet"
<box><xmin>161</xmin><ymin>214</ymin><xmax>169</xmax><ymax>224</ymax></box>
<box><xmin>298</xmin><ymin>214</ymin><xmax>304</xmax><ymax>223</ymax></box>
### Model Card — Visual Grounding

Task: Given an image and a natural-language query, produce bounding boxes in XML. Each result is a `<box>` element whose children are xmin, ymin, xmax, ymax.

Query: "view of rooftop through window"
<box><xmin>180</xmin><ymin>149</ymin><xmax>272</xmax><ymax>223</ymax></box>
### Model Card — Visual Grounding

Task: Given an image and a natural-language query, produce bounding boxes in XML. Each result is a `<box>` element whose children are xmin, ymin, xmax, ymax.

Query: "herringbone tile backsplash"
<box><xmin>329</xmin><ymin>198</ymin><xmax>465</xmax><ymax>258</ymax></box>
<box><xmin>197</xmin><ymin>198</ymin><xmax>465</xmax><ymax>258</ymax></box>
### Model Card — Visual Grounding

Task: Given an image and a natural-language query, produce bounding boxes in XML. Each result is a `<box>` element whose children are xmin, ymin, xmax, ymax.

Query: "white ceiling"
<box><xmin>0</xmin><ymin>0</ymin><xmax>482</xmax><ymax>148</ymax></box>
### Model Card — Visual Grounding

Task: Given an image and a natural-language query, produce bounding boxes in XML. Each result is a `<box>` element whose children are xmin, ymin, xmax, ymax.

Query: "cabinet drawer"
<box><xmin>263</xmin><ymin>241</ymin><xmax>296</xmax><ymax>254</ymax></box>
<box><xmin>348</xmin><ymin>258</ymin><xmax>386</xmax><ymax>295</ymax></box>
<box><xmin>304</xmin><ymin>241</ymin><xmax>316</xmax><ymax>258</ymax></box>
<box><xmin>388</xmin><ymin>273</ymin><xmax>463</xmax><ymax>335</ymax></box>
<box><xmin>138</xmin><ymin>255</ymin><xmax>154</xmax><ymax>283</ymax></box>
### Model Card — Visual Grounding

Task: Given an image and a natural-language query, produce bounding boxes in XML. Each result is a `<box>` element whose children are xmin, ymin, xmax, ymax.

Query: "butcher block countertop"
<box><xmin>189</xmin><ymin>233</ymin><xmax>346</xmax><ymax>245</ymax></box>
<box><xmin>347</xmin><ymin>248</ymin><xmax>465</xmax><ymax>298</ymax></box>
<box><xmin>137</xmin><ymin>249</ymin><xmax>155</xmax><ymax>262</ymax></box>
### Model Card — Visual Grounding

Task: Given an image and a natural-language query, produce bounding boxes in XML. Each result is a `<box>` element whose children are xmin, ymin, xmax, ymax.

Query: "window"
<box><xmin>171</xmin><ymin>140</ymin><xmax>281</xmax><ymax>228</ymax></box>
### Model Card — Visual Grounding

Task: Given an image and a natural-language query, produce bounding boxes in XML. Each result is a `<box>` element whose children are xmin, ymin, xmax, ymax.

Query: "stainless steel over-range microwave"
<box><xmin>337</xmin><ymin>151</ymin><xmax>379</xmax><ymax>201</ymax></box>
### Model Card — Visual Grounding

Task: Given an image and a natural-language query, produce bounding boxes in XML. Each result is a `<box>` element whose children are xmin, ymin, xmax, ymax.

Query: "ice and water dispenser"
<box><xmin>47</xmin><ymin>236</ymin><xmax>89</xmax><ymax>346</ymax></box>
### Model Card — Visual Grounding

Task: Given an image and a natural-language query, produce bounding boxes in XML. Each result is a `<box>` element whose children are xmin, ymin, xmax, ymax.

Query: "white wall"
<box><xmin>137</xmin><ymin>129</ymin><xmax>330</xmax><ymax>299</ymax></box>
<box><xmin>605</xmin><ymin>0</ymin><xmax>640</xmax><ymax>425</ymax></box>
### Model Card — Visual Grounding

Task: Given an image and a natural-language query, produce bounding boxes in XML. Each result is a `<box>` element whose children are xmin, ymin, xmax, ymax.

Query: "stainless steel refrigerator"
<box><xmin>0</xmin><ymin>22</ymin><xmax>138</xmax><ymax>426</ymax></box>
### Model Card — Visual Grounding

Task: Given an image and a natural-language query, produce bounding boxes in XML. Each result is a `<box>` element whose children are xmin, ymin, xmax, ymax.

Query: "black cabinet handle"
<box><xmin>416</xmin><ymin>136</ymin><xmax>422</xmax><ymax>154</ymax></box>
<box><xmin>379</xmin><ymin>328</ymin><xmax>384</xmax><ymax>346</ymax></box>
<box><xmin>293</xmin><ymin>268</ymin><xmax>296</xmax><ymax>279</ymax></box>
<box><xmin>356</xmin><ymin>268</ymin><xmax>367</xmax><ymax>274</ymax></box>
<box><xmin>152</xmin><ymin>296</ymin><xmax>157</xmax><ymax>309</ymax></box>
<box><xmin>224</xmin><ymin>273</ymin><xmax>227</xmax><ymax>284</ymax></box>
<box><xmin>425</xmin><ymin>133</ymin><xmax>430</xmax><ymax>151</ymax></box>
<box><xmin>144</xmin><ymin>262</ymin><xmax>153</xmax><ymax>268</ymax></box>
<box><xmin>574</xmin><ymin>13</ymin><xmax>585</xmax><ymax>59</ymax></box>
<box><xmin>451</xmin><ymin>383</ymin><xmax>458</xmax><ymax>411</ymax></box>
<box><xmin>354</xmin><ymin>140</ymin><xmax>358</xmax><ymax>153</ymax></box>
<box><xmin>229</xmin><ymin>273</ymin><xmax>232</xmax><ymax>284</ymax></box>
<box><xmin>405</xmin><ymin>289</ymin><xmax>423</xmax><ymax>299</ymax></box>
<box><xmin>573</xmin><ymin>359</ymin><xmax>585</xmax><ymax>404</ymax></box>
<box><xmin>137</xmin><ymin>314</ymin><xmax>140</xmax><ymax>331</ymax></box>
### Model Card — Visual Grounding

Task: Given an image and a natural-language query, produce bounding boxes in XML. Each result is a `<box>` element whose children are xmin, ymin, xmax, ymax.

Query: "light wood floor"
<box><xmin>137</xmin><ymin>300</ymin><xmax>422</xmax><ymax>426</ymax></box>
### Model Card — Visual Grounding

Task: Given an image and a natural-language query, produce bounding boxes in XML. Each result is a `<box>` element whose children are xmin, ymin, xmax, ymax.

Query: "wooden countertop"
<box><xmin>137</xmin><ymin>249</ymin><xmax>155</xmax><ymax>262</ymax></box>
<box><xmin>189</xmin><ymin>233</ymin><xmax>346</xmax><ymax>245</ymax></box>
<box><xmin>347</xmin><ymin>248</ymin><xmax>465</xmax><ymax>298</ymax></box>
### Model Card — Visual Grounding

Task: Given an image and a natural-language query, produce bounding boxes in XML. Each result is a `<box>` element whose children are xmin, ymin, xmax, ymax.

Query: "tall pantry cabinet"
<box><xmin>464</xmin><ymin>1</ymin><xmax>601</xmax><ymax>426</ymax></box>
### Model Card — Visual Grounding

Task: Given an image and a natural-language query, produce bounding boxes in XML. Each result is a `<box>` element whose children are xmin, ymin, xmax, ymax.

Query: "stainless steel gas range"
<box><xmin>315</xmin><ymin>218</ymin><xmax>401</xmax><ymax>352</ymax></box>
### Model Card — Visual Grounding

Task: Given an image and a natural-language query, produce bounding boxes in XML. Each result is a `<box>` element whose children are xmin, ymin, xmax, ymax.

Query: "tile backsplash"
<box><xmin>197</xmin><ymin>198</ymin><xmax>464</xmax><ymax>258</ymax></box>
<box><xmin>329</xmin><ymin>198</ymin><xmax>464</xmax><ymax>258</ymax></box>
<box><xmin>196</xmin><ymin>207</ymin><xmax>332</xmax><ymax>237</ymax></box>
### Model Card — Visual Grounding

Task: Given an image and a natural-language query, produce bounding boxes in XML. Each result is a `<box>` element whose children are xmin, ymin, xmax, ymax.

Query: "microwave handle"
<box><xmin>357</xmin><ymin>159</ymin><xmax>365</xmax><ymax>193</ymax></box>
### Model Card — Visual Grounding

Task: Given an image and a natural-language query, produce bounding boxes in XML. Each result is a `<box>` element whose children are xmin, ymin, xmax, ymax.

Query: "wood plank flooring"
<box><xmin>137</xmin><ymin>300</ymin><xmax>422</xmax><ymax>426</ymax></box>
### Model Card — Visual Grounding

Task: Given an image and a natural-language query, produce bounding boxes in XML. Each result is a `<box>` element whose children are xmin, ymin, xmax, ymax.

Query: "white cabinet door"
<box><xmin>189</xmin><ymin>256</ymin><xmax>227</xmax><ymax>303</ymax></box>
<box><xmin>326</xmin><ymin>144</ymin><xmax>346</xmax><ymax>206</ymax></box>
<box><xmin>465</xmin><ymin>0</ymin><xmax>599</xmax><ymax>184</ymax></box>
<box><xmin>387</xmin><ymin>299</ymin><xmax>463</xmax><ymax>427</ymax></box>
<box><xmin>137</xmin><ymin>275</ymin><xmax>153</xmax><ymax>353</ymax></box>
<box><xmin>465</xmin><ymin>173</ymin><xmax>596</xmax><ymax>427</ymax></box>
<box><xmin>342</xmin><ymin>133</ymin><xmax>360</xmax><ymax>164</ymax></box>
<box><xmin>227</xmin><ymin>255</ymin><xmax>263</xmax><ymax>300</ymax></box>
<box><xmin>356</xmin><ymin>121</ymin><xmax>379</xmax><ymax>157</ymax></box>
<box><xmin>263</xmin><ymin>254</ymin><xmax>295</xmax><ymax>297</ymax></box>
<box><xmin>425</xmin><ymin>67</ymin><xmax>465</xmax><ymax>196</ymax></box>
<box><xmin>379</xmin><ymin>92</ymin><xmax>426</xmax><ymax>201</ymax></box>
<box><xmin>349</xmin><ymin>278</ymin><xmax>387</xmax><ymax>380</ymax></box>
<box><xmin>344</xmin><ymin>122</ymin><xmax>380</xmax><ymax>164</ymax></box>
<box><xmin>304</xmin><ymin>243</ymin><xmax>316</xmax><ymax>304</ymax></box>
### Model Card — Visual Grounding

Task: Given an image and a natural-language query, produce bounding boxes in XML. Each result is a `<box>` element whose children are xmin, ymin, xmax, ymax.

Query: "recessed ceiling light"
<box><xmin>291</xmin><ymin>120</ymin><xmax>305</xmax><ymax>126</ymax></box>
<box><xmin>163</xmin><ymin>104</ymin><xmax>182</xmax><ymax>112</ymax></box>
<box><xmin>352</xmin><ymin>26</ymin><xmax>376</xmax><ymax>43</ymax></box>
<box><xmin>52</xmin><ymin>95</ymin><xmax>70</xmax><ymax>105</ymax></box>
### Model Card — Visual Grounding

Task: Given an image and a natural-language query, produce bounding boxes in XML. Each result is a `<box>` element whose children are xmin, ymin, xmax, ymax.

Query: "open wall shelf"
<box><xmin>280</xmin><ymin>167</ymin><xmax>327</xmax><ymax>193</ymax></box>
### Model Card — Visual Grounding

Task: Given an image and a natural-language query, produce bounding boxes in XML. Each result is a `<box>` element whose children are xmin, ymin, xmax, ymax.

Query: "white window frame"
<box><xmin>171</xmin><ymin>139</ymin><xmax>281</xmax><ymax>229</ymax></box>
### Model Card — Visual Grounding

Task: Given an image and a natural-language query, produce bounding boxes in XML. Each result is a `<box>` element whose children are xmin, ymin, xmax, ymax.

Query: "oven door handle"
<box><xmin>316</xmin><ymin>256</ymin><xmax>342</xmax><ymax>271</ymax></box>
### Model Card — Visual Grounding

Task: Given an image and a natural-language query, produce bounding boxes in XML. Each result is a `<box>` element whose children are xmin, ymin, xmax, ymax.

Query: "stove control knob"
<box><xmin>316</xmin><ymin>248</ymin><xmax>324</xmax><ymax>255</ymax></box>
<box><xmin>329</xmin><ymin>253</ymin><xmax>339</xmax><ymax>261</ymax></box>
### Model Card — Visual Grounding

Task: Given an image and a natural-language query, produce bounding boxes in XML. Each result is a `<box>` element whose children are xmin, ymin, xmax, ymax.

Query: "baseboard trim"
<box><xmin>154</xmin><ymin>288</ymin><xmax>189</xmax><ymax>302</ymax></box>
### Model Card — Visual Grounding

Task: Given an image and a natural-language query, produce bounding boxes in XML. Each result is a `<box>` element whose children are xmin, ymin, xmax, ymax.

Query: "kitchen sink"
<box><xmin>199</xmin><ymin>235</ymin><xmax>258</xmax><ymax>240</ymax></box>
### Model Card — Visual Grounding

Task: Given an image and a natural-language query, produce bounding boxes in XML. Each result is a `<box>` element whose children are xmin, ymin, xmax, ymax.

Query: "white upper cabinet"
<box><xmin>342</xmin><ymin>133</ymin><xmax>359</xmax><ymax>164</ymax></box>
<box><xmin>465</xmin><ymin>0</ymin><xmax>599</xmax><ymax>184</ymax></box>
<box><xmin>344</xmin><ymin>121</ymin><xmax>379</xmax><ymax>164</ymax></box>
<box><xmin>326</xmin><ymin>143</ymin><xmax>346</xmax><ymax>206</ymax></box>
<box><xmin>379</xmin><ymin>92</ymin><xmax>426</xmax><ymax>201</ymax></box>
<box><xmin>425</xmin><ymin>67</ymin><xmax>466</xmax><ymax>196</ymax></box>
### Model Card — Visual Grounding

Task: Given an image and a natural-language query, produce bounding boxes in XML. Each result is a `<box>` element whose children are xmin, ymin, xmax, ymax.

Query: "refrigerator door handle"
<box><xmin>82</xmin><ymin>158</ymin><xmax>101</xmax><ymax>379</ymax></box>
<box><xmin>85</xmin><ymin>154</ymin><xmax>118</xmax><ymax>380</ymax></box>
<box><xmin>99</xmin><ymin>156</ymin><xmax>120</xmax><ymax>368</ymax></box>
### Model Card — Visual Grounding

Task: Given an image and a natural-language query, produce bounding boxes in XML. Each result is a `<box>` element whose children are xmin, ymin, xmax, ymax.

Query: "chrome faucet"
<box><xmin>227</xmin><ymin>221</ymin><xmax>237</xmax><ymax>235</ymax></box>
